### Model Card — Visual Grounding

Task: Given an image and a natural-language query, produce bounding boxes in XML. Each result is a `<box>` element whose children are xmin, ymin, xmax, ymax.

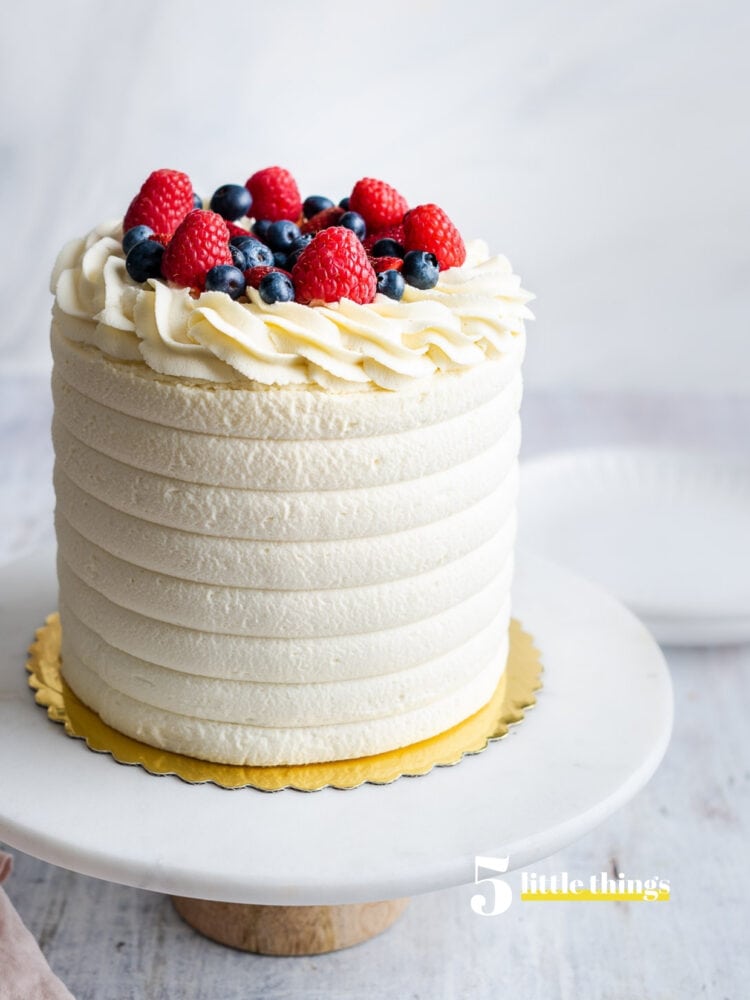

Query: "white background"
<box><xmin>1</xmin><ymin>0</ymin><xmax>747</xmax><ymax>392</ymax></box>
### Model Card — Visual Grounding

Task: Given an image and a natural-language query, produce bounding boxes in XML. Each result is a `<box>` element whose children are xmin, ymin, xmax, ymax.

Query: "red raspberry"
<box><xmin>225</xmin><ymin>220</ymin><xmax>251</xmax><ymax>239</ymax></box>
<box><xmin>301</xmin><ymin>206</ymin><xmax>345</xmax><ymax>234</ymax></box>
<box><xmin>245</xmin><ymin>166</ymin><xmax>302</xmax><ymax>222</ymax></box>
<box><xmin>148</xmin><ymin>232</ymin><xmax>172</xmax><ymax>246</ymax></box>
<box><xmin>350</xmin><ymin>178</ymin><xmax>408</xmax><ymax>233</ymax></box>
<box><xmin>162</xmin><ymin>211</ymin><xmax>233</xmax><ymax>289</ymax></box>
<box><xmin>363</xmin><ymin>223</ymin><xmax>405</xmax><ymax>253</ymax></box>
<box><xmin>244</xmin><ymin>265</ymin><xmax>292</xmax><ymax>290</ymax></box>
<box><xmin>371</xmin><ymin>256</ymin><xmax>403</xmax><ymax>274</ymax></box>
<box><xmin>123</xmin><ymin>169</ymin><xmax>194</xmax><ymax>236</ymax></box>
<box><xmin>403</xmin><ymin>204</ymin><xmax>466</xmax><ymax>269</ymax></box>
<box><xmin>292</xmin><ymin>227</ymin><xmax>377</xmax><ymax>305</ymax></box>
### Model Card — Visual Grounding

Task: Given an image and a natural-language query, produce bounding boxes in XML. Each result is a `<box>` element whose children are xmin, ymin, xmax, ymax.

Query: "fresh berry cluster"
<box><xmin>121</xmin><ymin>167</ymin><xmax>466</xmax><ymax>306</ymax></box>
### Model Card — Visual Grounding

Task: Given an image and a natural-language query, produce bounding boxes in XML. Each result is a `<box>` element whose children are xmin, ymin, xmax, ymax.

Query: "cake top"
<box><xmin>51</xmin><ymin>166</ymin><xmax>533</xmax><ymax>391</ymax></box>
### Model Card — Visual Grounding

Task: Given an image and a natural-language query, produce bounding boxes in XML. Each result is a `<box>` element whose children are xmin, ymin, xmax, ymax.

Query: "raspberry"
<box><xmin>350</xmin><ymin>178</ymin><xmax>408</xmax><ymax>233</ymax></box>
<box><xmin>403</xmin><ymin>204</ymin><xmax>466</xmax><ymax>270</ymax></box>
<box><xmin>363</xmin><ymin>223</ymin><xmax>405</xmax><ymax>253</ymax></box>
<box><xmin>301</xmin><ymin>206</ymin><xmax>345</xmax><ymax>234</ymax></box>
<box><xmin>148</xmin><ymin>232</ymin><xmax>172</xmax><ymax>246</ymax></box>
<box><xmin>162</xmin><ymin>211</ymin><xmax>233</xmax><ymax>289</ymax></box>
<box><xmin>225</xmin><ymin>220</ymin><xmax>251</xmax><ymax>239</ymax></box>
<box><xmin>371</xmin><ymin>256</ymin><xmax>403</xmax><ymax>274</ymax></box>
<box><xmin>292</xmin><ymin>227</ymin><xmax>377</xmax><ymax>305</ymax></box>
<box><xmin>244</xmin><ymin>265</ymin><xmax>292</xmax><ymax>290</ymax></box>
<box><xmin>245</xmin><ymin>166</ymin><xmax>302</xmax><ymax>222</ymax></box>
<box><xmin>123</xmin><ymin>169</ymin><xmax>194</xmax><ymax>236</ymax></box>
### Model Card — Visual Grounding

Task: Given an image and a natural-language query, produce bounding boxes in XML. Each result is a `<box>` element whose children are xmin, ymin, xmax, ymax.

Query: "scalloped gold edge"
<box><xmin>27</xmin><ymin>614</ymin><xmax>542</xmax><ymax>792</ymax></box>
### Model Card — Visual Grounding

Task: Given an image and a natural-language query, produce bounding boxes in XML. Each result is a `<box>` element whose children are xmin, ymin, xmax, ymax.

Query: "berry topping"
<box><xmin>123</xmin><ymin>169</ymin><xmax>194</xmax><ymax>237</ymax></box>
<box><xmin>204</xmin><ymin>264</ymin><xmax>246</xmax><ymax>299</ymax></box>
<box><xmin>266</xmin><ymin>219</ymin><xmax>301</xmax><ymax>253</ymax></box>
<box><xmin>301</xmin><ymin>206</ymin><xmax>345</xmax><ymax>234</ymax></box>
<box><xmin>244</xmin><ymin>265</ymin><xmax>292</xmax><ymax>290</ymax></box>
<box><xmin>223</xmin><ymin>220</ymin><xmax>250</xmax><ymax>238</ymax></box>
<box><xmin>245</xmin><ymin>166</ymin><xmax>301</xmax><ymax>222</ymax></box>
<box><xmin>303</xmin><ymin>195</ymin><xmax>334</xmax><ymax>219</ymax></box>
<box><xmin>123</xmin><ymin>225</ymin><xmax>154</xmax><ymax>255</ymax></box>
<box><xmin>148</xmin><ymin>232</ymin><xmax>172</xmax><ymax>246</ymax></box>
<box><xmin>339</xmin><ymin>211</ymin><xmax>366</xmax><ymax>240</ymax></box>
<box><xmin>403</xmin><ymin>204</ymin><xmax>465</xmax><ymax>269</ymax></box>
<box><xmin>349</xmin><ymin>178</ymin><xmax>408</xmax><ymax>233</ymax></box>
<box><xmin>161</xmin><ymin>210</ymin><xmax>233</xmax><ymax>289</ymax></box>
<box><xmin>376</xmin><ymin>269</ymin><xmax>406</xmax><ymax>301</ymax></box>
<box><xmin>401</xmin><ymin>250</ymin><xmax>440</xmax><ymax>289</ymax></box>
<box><xmin>210</xmin><ymin>183</ymin><xmax>253</xmax><ymax>221</ymax></box>
<box><xmin>338</xmin><ymin>196</ymin><xmax>350</xmax><ymax>211</ymax></box>
<box><xmin>230</xmin><ymin>236</ymin><xmax>274</xmax><ymax>269</ymax></box>
<box><xmin>371</xmin><ymin>256</ymin><xmax>404</xmax><ymax>274</ymax></box>
<box><xmin>259</xmin><ymin>271</ymin><xmax>295</xmax><ymax>304</ymax></box>
<box><xmin>273</xmin><ymin>252</ymin><xmax>290</xmax><ymax>269</ymax></box>
<box><xmin>192</xmin><ymin>193</ymin><xmax>203</xmax><ymax>210</ymax></box>
<box><xmin>370</xmin><ymin>237</ymin><xmax>405</xmax><ymax>259</ymax></box>
<box><xmin>125</xmin><ymin>240</ymin><xmax>165</xmax><ymax>283</ymax></box>
<box><xmin>229</xmin><ymin>244</ymin><xmax>247</xmax><ymax>270</ymax></box>
<box><xmin>292</xmin><ymin>227</ymin><xmax>377</xmax><ymax>305</ymax></box>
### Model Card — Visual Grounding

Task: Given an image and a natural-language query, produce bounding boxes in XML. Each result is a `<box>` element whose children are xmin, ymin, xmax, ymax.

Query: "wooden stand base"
<box><xmin>172</xmin><ymin>896</ymin><xmax>410</xmax><ymax>955</ymax></box>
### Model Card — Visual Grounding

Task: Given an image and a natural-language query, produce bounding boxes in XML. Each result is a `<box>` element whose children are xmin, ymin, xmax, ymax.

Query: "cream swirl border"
<box><xmin>51</xmin><ymin>220</ymin><xmax>533</xmax><ymax>391</ymax></box>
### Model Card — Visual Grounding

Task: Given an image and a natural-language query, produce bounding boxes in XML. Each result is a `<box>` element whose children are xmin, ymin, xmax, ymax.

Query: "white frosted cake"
<box><xmin>50</xmin><ymin>168</ymin><xmax>532</xmax><ymax>766</ymax></box>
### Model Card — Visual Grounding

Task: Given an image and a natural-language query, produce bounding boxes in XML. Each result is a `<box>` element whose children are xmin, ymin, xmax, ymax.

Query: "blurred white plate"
<box><xmin>519</xmin><ymin>448</ymin><xmax>750</xmax><ymax>645</ymax></box>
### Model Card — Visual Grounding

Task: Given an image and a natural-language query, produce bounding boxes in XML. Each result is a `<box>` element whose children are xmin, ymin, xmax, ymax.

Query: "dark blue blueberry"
<box><xmin>267</xmin><ymin>220</ymin><xmax>301</xmax><ymax>252</ymax></box>
<box><xmin>252</xmin><ymin>218</ymin><xmax>273</xmax><ymax>242</ymax></box>
<box><xmin>376</xmin><ymin>269</ymin><xmax>406</xmax><ymax>301</ymax></box>
<box><xmin>339</xmin><ymin>211</ymin><xmax>366</xmax><ymax>240</ymax></box>
<box><xmin>125</xmin><ymin>240</ymin><xmax>164</xmax><ymax>283</ymax></box>
<box><xmin>259</xmin><ymin>271</ymin><xmax>295</xmax><ymax>304</ymax></box>
<box><xmin>286</xmin><ymin>233</ymin><xmax>313</xmax><ymax>267</ymax></box>
<box><xmin>122</xmin><ymin>225</ymin><xmax>154</xmax><ymax>255</ymax></box>
<box><xmin>273</xmin><ymin>251</ymin><xmax>290</xmax><ymax>269</ymax></box>
<box><xmin>303</xmin><ymin>195</ymin><xmax>334</xmax><ymax>219</ymax></box>
<box><xmin>338</xmin><ymin>197</ymin><xmax>350</xmax><ymax>211</ymax></box>
<box><xmin>401</xmin><ymin>250</ymin><xmax>439</xmax><ymax>289</ymax></box>
<box><xmin>204</xmin><ymin>265</ymin><xmax>246</xmax><ymax>300</ymax></box>
<box><xmin>192</xmin><ymin>192</ymin><xmax>203</xmax><ymax>210</ymax></box>
<box><xmin>210</xmin><ymin>183</ymin><xmax>252</xmax><ymax>221</ymax></box>
<box><xmin>230</xmin><ymin>236</ymin><xmax>274</xmax><ymax>268</ymax></box>
<box><xmin>371</xmin><ymin>237</ymin><xmax>405</xmax><ymax>259</ymax></box>
<box><xmin>230</xmin><ymin>244</ymin><xmax>248</xmax><ymax>270</ymax></box>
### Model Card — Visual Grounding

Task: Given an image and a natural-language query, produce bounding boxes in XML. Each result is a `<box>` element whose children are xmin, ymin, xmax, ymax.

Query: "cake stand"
<box><xmin>0</xmin><ymin>548</ymin><xmax>672</xmax><ymax>954</ymax></box>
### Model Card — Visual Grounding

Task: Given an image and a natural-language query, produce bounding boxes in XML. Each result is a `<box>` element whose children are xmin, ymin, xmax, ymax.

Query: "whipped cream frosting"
<box><xmin>51</xmin><ymin>220</ymin><xmax>533</xmax><ymax>391</ymax></box>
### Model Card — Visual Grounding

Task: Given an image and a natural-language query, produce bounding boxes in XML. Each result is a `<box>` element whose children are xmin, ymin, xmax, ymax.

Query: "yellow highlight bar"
<box><xmin>521</xmin><ymin>890</ymin><xmax>670</xmax><ymax>902</ymax></box>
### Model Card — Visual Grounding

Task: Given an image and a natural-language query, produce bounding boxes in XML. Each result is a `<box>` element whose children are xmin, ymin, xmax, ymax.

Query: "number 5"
<box><xmin>470</xmin><ymin>855</ymin><xmax>513</xmax><ymax>916</ymax></box>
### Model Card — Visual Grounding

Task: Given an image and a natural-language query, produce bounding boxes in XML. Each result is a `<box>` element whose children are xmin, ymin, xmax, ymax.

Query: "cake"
<box><xmin>49</xmin><ymin>167</ymin><xmax>532</xmax><ymax>767</ymax></box>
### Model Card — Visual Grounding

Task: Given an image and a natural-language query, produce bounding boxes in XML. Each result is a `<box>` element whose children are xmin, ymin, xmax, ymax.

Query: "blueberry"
<box><xmin>122</xmin><ymin>225</ymin><xmax>154</xmax><ymax>255</ymax></box>
<box><xmin>286</xmin><ymin>233</ymin><xmax>313</xmax><ymax>267</ymax></box>
<box><xmin>192</xmin><ymin>192</ymin><xmax>203</xmax><ymax>210</ymax></box>
<box><xmin>339</xmin><ymin>197</ymin><xmax>350</xmax><ymax>210</ymax></box>
<box><xmin>401</xmin><ymin>250</ymin><xmax>439</xmax><ymax>289</ymax></box>
<box><xmin>210</xmin><ymin>183</ymin><xmax>252</xmax><ymax>221</ymax></box>
<box><xmin>267</xmin><ymin>220</ymin><xmax>300</xmax><ymax>252</ymax></box>
<box><xmin>125</xmin><ymin>240</ymin><xmax>164</xmax><ymax>283</ymax></box>
<box><xmin>252</xmin><ymin>219</ymin><xmax>273</xmax><ymax>242</ymax></box>
<box><xmin>204</xmin><ymin>264</ymin><xmax>246</xmax><ymax>300</ymax></box>
<box><xmin>259</xmin><ymin>271</ymin><xmax>295</xmax><ymax>304</ymax></box>
<box><xmin>229</xmin><ymin>244</ymin><xmax>247</xmax><ymax>270</ymax></box>
<box><xmin>371</xmin><ymin>237</ymin><xmax>405</xmax><ymax>259</ymax></box>
<box><xmin>376</xmin><ymin>269</ymin><xmax>406</xmax><ymax>301</ymax></box>
<box><xmin>303</xmin><ymin>195</ymin><xmax>334</xmax><ymax>218</ymax></box>
<box><xmin>273</xmin><ymin>251</ymin><xmax>290</xmax><ymax>269</ymax></box>
<box><xmin>339</xmin><ymin>211</ymin><xmax>366</xmax><ymax>240</ymax></box>
<box><xmin>230</xmin><ymin>236</ymin><xmax>274</xmax><ymax>268</ymax></box>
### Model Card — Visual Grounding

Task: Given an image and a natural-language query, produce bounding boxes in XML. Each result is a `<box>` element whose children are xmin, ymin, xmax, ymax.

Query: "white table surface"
<box><xmin>2</xmin><ymin>380</ymin><xmax>749</xmax><ymax>999</ymax></box>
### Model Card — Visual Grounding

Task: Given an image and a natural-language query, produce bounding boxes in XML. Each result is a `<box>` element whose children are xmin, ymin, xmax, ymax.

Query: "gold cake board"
<box><xmin>27</xmin><ymin>613</ymin><xmax>542</xmax><ymax>953</ymax></box>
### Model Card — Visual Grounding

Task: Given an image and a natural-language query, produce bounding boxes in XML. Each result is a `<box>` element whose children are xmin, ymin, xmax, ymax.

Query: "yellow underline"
<box><xmin>521</xmin><ymin>891</ymin><xmax>670</xmax><ymax>902</ymax></box>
